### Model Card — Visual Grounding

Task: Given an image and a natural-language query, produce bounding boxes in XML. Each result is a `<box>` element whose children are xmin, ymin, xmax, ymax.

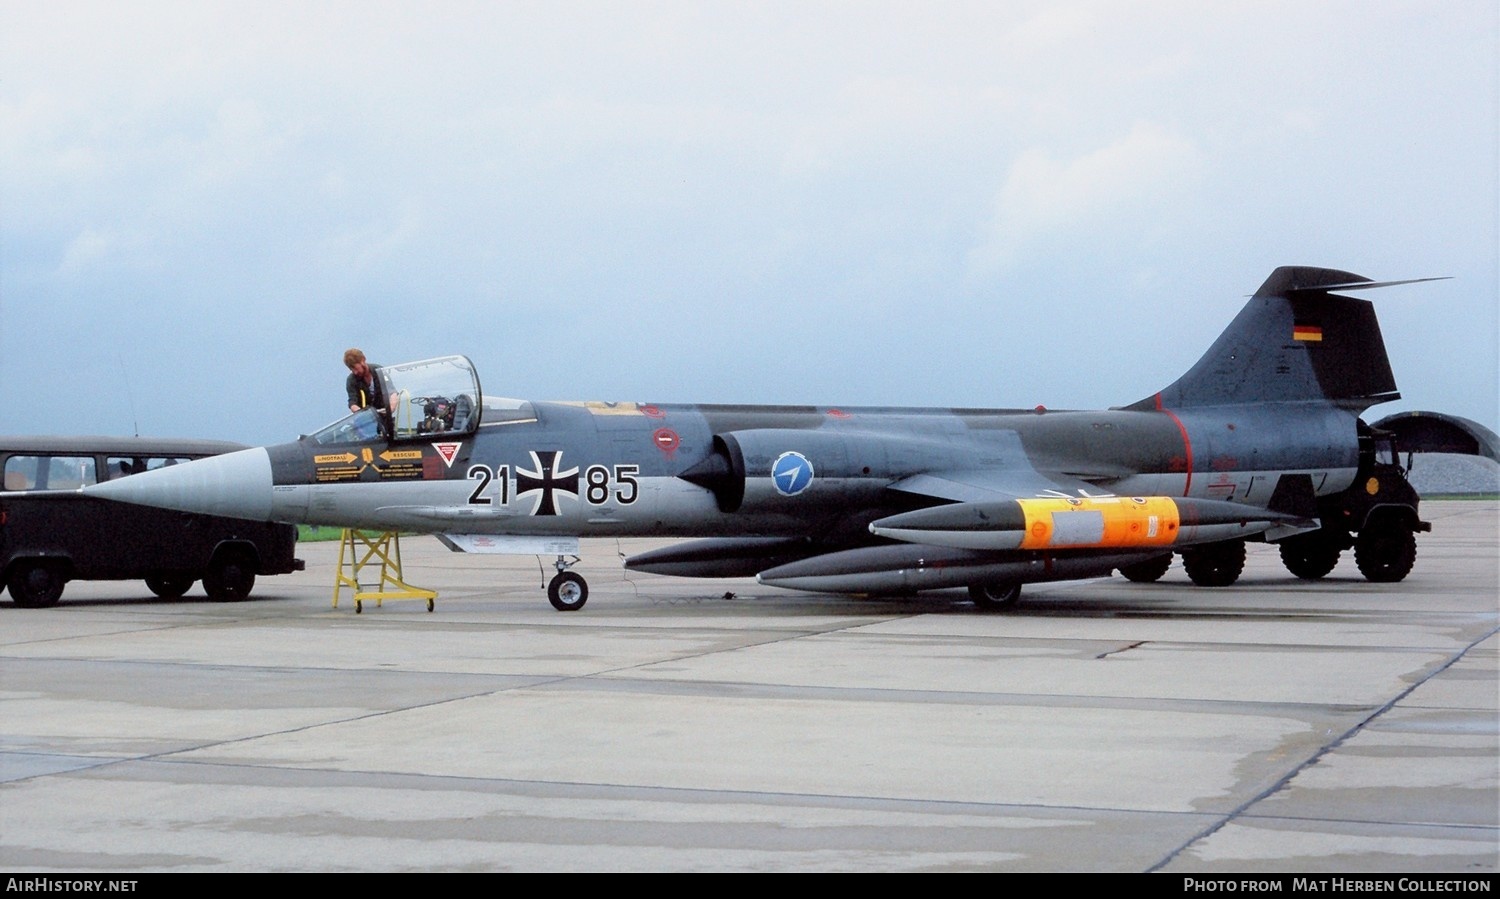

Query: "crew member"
<box><xmin>344</xmin><ymin>348</ymin><xmax>386</xmax><ymax>413</ymax></box>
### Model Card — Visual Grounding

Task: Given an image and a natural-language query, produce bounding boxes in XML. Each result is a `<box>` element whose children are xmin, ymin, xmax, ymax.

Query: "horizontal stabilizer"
<box><xmin>1253</xmin><ymin>268</ymin><xmax>1449</xmax><ymax>297</ymax></box>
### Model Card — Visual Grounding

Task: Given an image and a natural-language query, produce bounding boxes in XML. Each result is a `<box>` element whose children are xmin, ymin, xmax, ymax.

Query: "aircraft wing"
<box><xmin>886</xmin><ymin>467</ymin><xmax>1123</xmax><ymax>504</ymax></box>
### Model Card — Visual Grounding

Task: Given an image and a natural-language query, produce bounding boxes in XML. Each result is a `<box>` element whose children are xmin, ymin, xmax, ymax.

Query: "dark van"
<box><xmin>1</xmin><ymin>436</ymin><xmax>303</xmax><ymax>607</ymax></box>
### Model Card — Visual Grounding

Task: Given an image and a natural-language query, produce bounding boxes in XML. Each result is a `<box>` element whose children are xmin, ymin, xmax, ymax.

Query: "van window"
<box><xmin>148</xmin><ymin>457</ymin><xmax>192</xmax><ymax>470</ymax></box>
<box><xmin>3</xmin><ymin>455</ymin><xmax>98</xmax><ymax>490</ymax></box>
<box><xmin>105</xmin><ymin>456</ymin><xmax>195</xmax><ymax>479</ymax></box>
<box><xmin>2</xmin><ymin>456</ymin><xmax>37</xmax><ymax>490</ymax></box>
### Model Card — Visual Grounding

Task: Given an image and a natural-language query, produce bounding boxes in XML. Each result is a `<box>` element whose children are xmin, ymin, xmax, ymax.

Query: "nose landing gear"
<box><xmin>547</xmin><ymin>555</ymin><xmax>588</xmax><ymax>611</ymax></box>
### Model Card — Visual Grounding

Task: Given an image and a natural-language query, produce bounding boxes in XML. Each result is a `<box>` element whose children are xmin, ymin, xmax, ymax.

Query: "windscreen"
<box><xmin>310</xmin><ymin>407</ymin><xmax>385</xmax><ymax>445</ymax></box>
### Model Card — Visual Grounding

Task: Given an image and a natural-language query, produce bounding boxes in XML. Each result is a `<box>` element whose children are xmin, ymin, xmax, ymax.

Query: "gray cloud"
<box><xmin>2</xmin><ymin>1</ymin><xmax>1494</xmax><ymax>443</ymax></box>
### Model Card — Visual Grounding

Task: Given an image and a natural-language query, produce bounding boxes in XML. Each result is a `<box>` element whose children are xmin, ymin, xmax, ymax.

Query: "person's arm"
<box><xmin>346</xmin><ymin>373</ymin><xmax>364</xmax><ymax>412</ymax></box>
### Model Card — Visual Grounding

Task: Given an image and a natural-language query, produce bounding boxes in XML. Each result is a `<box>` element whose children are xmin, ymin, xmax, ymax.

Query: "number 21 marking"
<box><xmin>466</xmin><ymin>464</ymin><xmax>510</xmax><ymax>505</ymax></box>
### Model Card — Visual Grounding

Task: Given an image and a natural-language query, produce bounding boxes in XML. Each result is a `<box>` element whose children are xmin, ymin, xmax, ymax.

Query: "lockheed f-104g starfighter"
<box><xmin>86</xmin><ymin>266</ymin><xmax>1497</xmax><ymax>611</ymax></box>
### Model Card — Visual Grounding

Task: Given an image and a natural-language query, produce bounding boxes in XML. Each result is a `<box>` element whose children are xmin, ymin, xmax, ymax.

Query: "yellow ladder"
<box><xmin>332</xmin><ymin>529</ymin><xmax>437</xmax><ymax>613</ymax></box>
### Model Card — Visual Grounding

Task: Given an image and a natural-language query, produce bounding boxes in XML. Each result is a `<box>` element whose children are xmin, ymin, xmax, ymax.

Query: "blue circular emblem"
<box><xmin>771</xmin><ymin>451</ymin><xmax>814</xmax><ymax>496</ymax></box>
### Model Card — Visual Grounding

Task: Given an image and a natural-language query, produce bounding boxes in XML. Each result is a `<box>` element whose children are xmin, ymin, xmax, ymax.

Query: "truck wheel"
<box><xmin>1355</xmin><ymin>526</ymin><xmax>1417</xmax><ymax>583</ymax></box>
<box><xmin>203</xmin><ymin>550</ymin><xmax>256</xmax><ymax>602</ymax></box>
<box><xmin>1181</xmin><ymin>540</ymin><xmax>1246</xmax><ymax>587</ymax></box>
<box><xmin>1119</xmin><ymin>554</ymin><xmax>1172</xmax><ymax>583</ymax></box>
<box><xmin>1278</xmin><ymin>533</ymin><xmax>1343</xmax><ymax>580</ymax></box>
<box><xmin>968</xmin><ymin>582</ymin><xmax>1021</xmax><ymax>610</ymax></box>
<box><xmin>7</xmin><ymin>562</ymin><xmax>66</xmax><ymax>608</ymax></box>
<box><xmin>145</xmin><ymin>576</ymin><xmax>195</xmax><ymax>599</ymax></box>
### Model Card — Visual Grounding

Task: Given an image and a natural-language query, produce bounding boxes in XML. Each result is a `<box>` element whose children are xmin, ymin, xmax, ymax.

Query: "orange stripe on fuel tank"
<box><xmin>1016</xmin><ymin>497</ymin><xmax>1181</xmax><ymax>550</ymax></box>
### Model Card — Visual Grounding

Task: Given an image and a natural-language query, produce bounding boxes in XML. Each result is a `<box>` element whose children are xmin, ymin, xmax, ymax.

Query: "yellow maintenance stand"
<box><xmin>332</xmin><ymin>529</ymin><xmax>436</xmax><ymax>613</ymax></box>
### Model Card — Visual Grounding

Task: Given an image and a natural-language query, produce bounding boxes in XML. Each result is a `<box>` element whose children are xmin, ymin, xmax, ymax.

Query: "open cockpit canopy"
<box><xmin>312</xmin><ymin>355</ymin><xmax>484</xmax><ymax>445</ymax></box>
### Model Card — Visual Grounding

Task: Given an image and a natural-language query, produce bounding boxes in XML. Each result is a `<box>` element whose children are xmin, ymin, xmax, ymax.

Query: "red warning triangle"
<box><xmin>433</xmin><ymin>442</ymin><xmax>463</xmax><ymax>467</ymax></box>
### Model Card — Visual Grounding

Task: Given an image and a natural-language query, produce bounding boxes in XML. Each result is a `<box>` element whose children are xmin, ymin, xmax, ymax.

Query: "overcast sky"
<box><xmin>2</xmin><ymin>1</ymin><xmax>1496</xmax><ymax>446</ymax></box>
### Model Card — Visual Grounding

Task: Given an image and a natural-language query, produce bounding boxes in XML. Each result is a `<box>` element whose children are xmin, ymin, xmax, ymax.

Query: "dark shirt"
<box><xmin>346</xmin><ymin>365</ymin><xmax>385</xmax><ymax>411</ymax></box>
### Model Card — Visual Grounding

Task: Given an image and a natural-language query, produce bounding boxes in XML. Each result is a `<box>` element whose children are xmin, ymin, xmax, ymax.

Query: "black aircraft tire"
<box><xmin>1118</xmin><ymin>554</ymin><xmax>1173</xmax><ymax>583</ymax></box>
<box><xmin>1278</xmin><ymin>534</ymin><xmax>1343</xmax><ymax>580</ymax></box>
<box><xmin>1355</xmin><ymin>527</ymin><xmax>1417</xmax><ymax>583</ymax></box>
<box><xmin>548</xmin><ymin>571</ymin><xmax>588</xmax><ymax>611</ymax></box>
<box><xmin>7</xmin><ymin>562</ymin><xmax>65</xmax><ymax>608</ymax></box>
<box><xmin>968</xmin><ymin>582</ymin><xmax>1021</xmax><ymax>611</ymax></box>
<box><xmin>203</xmin><ymin>551</ymin><xmax>256</xmax><ymax>602</ymax></box>
<box><xmin>145</xmin><ymin>576</ymin><xmax>196</xmax><ymax>599</ymax></box>
<box><xmin>1181</xmin><ymin>540</ymin><xmax>1246</xmax><ymax>587</ymax></box>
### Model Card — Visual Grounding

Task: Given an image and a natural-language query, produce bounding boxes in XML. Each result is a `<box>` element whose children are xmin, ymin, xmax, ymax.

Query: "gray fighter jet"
<box><xmin>86</xmin><ymin>266</ymin><xmax>1496</xmax><ymax>611</ymax></box>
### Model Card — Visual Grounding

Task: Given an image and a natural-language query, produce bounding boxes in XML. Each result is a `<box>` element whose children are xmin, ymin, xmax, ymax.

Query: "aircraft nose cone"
<box><xmin>86</xmin><ymin>447</ymin><xmax>274</xmax><ymax>521</ymax></box>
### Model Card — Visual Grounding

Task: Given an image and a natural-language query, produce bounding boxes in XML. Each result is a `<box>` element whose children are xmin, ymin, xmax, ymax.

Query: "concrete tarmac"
<box><xmin>1</xmin><ymin>501</ymin><xmax>1495</xmax><ymax>872</ymax></box>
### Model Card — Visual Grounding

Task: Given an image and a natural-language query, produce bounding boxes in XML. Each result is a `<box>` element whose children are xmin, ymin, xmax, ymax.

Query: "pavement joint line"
<box><xmin>1095</xmin><ymin>640</ymin><xmax>1147</xmax><ymax>659</ymax></box>
<box><xmin>0</xmin><ymin>655</ymin><xmax>1432</xmax><ymax>715</ymax></box>
<box><xmin>63</xmin><ymin>754</ymin><xmax>1241</xmax><ymax>821</ymax></box>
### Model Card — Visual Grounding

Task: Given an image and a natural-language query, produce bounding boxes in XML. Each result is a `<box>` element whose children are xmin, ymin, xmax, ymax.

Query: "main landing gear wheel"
<box><xmin>548</xmin><ymin>571</ymin><xmax>588</xmax><ymax>611</ymax></box>
<box><xmin>1354</xmin><ymin>526</ymin><xmax>1417</xmax><ymax>583</ymax></box>
<box><xmin>1181</xmin><ymin>539</ymin><xmax>1246</xmax><ymax>587</ymax></box>
<box><xmin>145</xmin><ymin>575</ymin><xmax>195</xmax><ymax>599</ymax></box>
<box><xmin>1278</xmin><ymin>532</ymin><xmax>1344</xmax><ymax>580</ymax></box>
<box><xmin>1118</xmin><ymin>554</ymin><xmax>1172</xmax><ymax>583</ymax></box>
<box><xmin>968</xmin><ymin>582</ymin><xmax>1021</xmax><ymax>611</ymax></box>
<box><xmin>7</xmin><ymin>562</ymin><xmax>65</xmax><ymax>608</ymax></box>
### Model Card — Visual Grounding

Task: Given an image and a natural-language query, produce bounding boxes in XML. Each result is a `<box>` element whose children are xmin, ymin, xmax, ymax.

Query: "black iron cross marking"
<box><xmin>515</xmin><ymin>450</ymin><xmax>580</xmax><ymax>516</ymax></box>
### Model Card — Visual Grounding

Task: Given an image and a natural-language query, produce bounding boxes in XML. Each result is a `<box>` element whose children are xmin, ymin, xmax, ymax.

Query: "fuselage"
<box><xmin>249</xmin><ymin>397</ymin><xmax>1360</xmax><ymax>541</ymax></box>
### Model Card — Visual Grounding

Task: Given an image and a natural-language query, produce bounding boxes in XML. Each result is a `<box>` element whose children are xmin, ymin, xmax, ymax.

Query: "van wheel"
<box><xmin>145</xmin><ymin>576</ymin><xmax>195</xmax><ymax>599</ymax></box>
<box><xmin>8</xmin><ymin>562</ymin><xmax>66</xmax><ymax>608</ymax></box>
<box><xmin>203</xmin><ymin>550</ymin><xmax>256</xmax><ymax>602</ymax></box>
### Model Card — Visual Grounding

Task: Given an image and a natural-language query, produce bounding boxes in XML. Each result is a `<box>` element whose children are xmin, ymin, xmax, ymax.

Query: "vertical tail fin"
<box><xmin>1127</xmin><ymin>266</ymin><xmax>1438</xmax><ymax>413</ymax></box>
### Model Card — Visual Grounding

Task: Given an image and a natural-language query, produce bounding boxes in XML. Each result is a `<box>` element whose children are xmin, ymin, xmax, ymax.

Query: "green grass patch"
<box><xmin>297</xmin><ymin>525</ymin><xmax>346</xmax><ymax>542</ymax></box>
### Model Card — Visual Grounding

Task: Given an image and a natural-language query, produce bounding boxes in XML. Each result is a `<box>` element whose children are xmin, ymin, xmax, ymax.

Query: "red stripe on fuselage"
<box><xmin>1154</xmin><ymin>393</ymin><xmax>1194</xmax><ymax>497</ymax></box>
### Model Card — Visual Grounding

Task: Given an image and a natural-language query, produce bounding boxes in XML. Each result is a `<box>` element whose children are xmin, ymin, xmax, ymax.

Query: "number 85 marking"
<box><xmin>584</xmin><ymin>464</ymin><xmax>638</xmax><ymax>504</ymax></box>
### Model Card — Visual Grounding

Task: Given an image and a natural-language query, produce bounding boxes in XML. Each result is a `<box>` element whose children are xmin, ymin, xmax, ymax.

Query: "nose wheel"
<box><xmin>546</xmin><ymin>556</ymin><xmax>588</xmax><ymax>611</ymax></box>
